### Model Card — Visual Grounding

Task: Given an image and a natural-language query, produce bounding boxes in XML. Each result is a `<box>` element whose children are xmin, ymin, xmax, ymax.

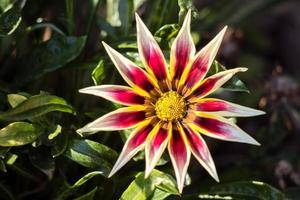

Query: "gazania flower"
<box><xmin>77</xmin><ymin>10</ymin><xmax>264</xmax><ymax>192</ymax></box>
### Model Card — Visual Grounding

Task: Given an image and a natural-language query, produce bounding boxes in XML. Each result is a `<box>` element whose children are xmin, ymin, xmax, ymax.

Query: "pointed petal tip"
<box><xmin>239</xmin><ymin>67</ymin><xmax>248</xmax><ymax>72</ymax></box>
<box><xmin>108</xmin><ymin>170</ymin><xmax>115</xmax><ymax>178</ymax></box>
<box><xmin>213</xmin><ymin>174</ymin><xmax>220</xmax><ymax>182</ymax></box>
<box><xmin>144</xmin><ymin>168</ymin><xmax>152</xmax><ymax>179</ymax></box>
<box><xmin>76</xmin><ymin>128</ymin><xmax>85</xmax><ymax>137</ymax></box>
<box><xmin>135</xmin><ymin>12</ymin><xmax>142</xmax><ymax>23</ymax></box>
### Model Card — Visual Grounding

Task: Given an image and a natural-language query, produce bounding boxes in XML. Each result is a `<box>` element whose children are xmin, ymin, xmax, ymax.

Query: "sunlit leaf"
<box><xmin>4</xmin><ymin>152</ymin><xmax>17</xmax><ymax>165</ymax></box>
<box><xmin>64</xmin><ymin>139</ymin><xmax>117</xmax><ymax>176</ymax></box>
<box><xmin>211</xmin><ymin>61</ymin><xmax>250</xmax><ymax>93</ymax></box>
<box><xmin>55</xmin><ymin>171</ymin><xmax>102</xmax><ymax>200</ymax></box>
<box><xmin>198</xmin><ymin>181</ymin><xmax>287</xmax><ymax>200</ymax></box>
<box><xmin>0</xmin><ymin>122</ymin><xmax>41</xmax><ymax>147</ymax></box>
<box><xmin>0</xmin><ymin>93</ymin><xmax>75</xmax><ymax>121</ymax></box>
<box><xmin>0</xmin><ymin>5</ymin><xmax>22</xmax><ymax>36</ymax></box>
<box><xmin>120</xmin><ymin>169</ymin><xmax>179</xmax><ymax>200</ymax></box>
<box><xmin>51</xmin><ymin>134</ymin><xmax>68</xmax><ymax>158</ymax></box>
<box><xmin>7</xmin><ymin>94</ymin><xmax>28</xmax><ymax>108</ymax></box>
<box><xmin>48</xmin><ymin>124</ymin><xmax>62</xmax><ymax>140</ymax></box>
<box><xmin>92</xmin><ymin>59</ymin><xmax>106</xmax><ymax>85</ymax></box>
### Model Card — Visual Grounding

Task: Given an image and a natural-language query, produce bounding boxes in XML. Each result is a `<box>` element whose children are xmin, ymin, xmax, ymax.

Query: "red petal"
<box><xmin>77</xmin><ymin>106</ymin><xmax>147</xmax><ymax>133</ymax></box>
<box><xmin>168</xmin><ymin>124</ymin><xmax>191</xmax><ymax>193</ymax></box>
<box><xmin>145</xmin><ymin>123</ymin><xmax>171</xmax><ymax>177</ymax></box>
<box><xmin>79</xmin><ymin>85</ymin><xmax>145</xmax><ymax>106</ymax></box>
<box><xmin>188</xmin><ymin>112</ymin><xmax>260</xmax><ymax>145</ymax></box>
<box><xmin>102</xmin><ymin>42</ymin><xmax>159</xmax><ymax>96</ymax></box>
<box><xmin>136</xmin><ymin>14</ymin><xmax>169</xmax><ymax>82</ymax></box>
<box><xmin>193</xmin><ymin>98</ymin><xmax>265</xmax><ymax>117</ymax></box>
<box><xmin>109</xmin><ymin>120</ymin><xmax>155</xmax><ymax>177</ymax></box>
<box><xmin>183</xmin><ymin>124</ymin><xmax>218</xmax><ymax>181</ymax></box>
<box><xmin>170</xmin><ymin>10</ymin><xmax>195</xmax><ymax>87</ymax></box>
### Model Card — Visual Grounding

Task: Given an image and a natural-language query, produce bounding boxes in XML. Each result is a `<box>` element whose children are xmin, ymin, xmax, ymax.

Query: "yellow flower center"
<box><xmin>155</xmin><ymin>91</ymin><xmax>186</xmax><ymax>121</ymax></box>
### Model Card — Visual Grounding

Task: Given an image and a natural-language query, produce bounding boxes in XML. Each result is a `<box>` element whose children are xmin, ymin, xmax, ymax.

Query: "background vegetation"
<box><xmin>0</xmin><ymin>0</ymin><xmax>300</xmax><ymax>199</ymax></box>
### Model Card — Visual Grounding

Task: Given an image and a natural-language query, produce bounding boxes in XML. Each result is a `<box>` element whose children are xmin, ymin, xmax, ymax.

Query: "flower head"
<box><xmin>77</xmin><ymin>10</ymin><xmax>265</xmax><ymax>193</ymax></box>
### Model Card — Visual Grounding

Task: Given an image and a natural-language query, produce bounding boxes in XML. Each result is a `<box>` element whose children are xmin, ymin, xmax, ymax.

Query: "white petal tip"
<box><xmin>178</xmin><ymin>184</ymin><xmax>184</xmax><ymax>194</ymax></box>
<box><xmin>239</xmin><ymin>67</ymin><xmax>248</xmax><ymax>72</ymax></box>
<box><xmin>135</xmin><ymin>12</ymin><xmax>142</xmax><ymax>22</ymax></box>
<box><xmin>144</xmin><ymin>168</ymin><xmax>152</xmax><ymax>179</ymax></box>
<box><xmin>108</xmin><ymin>170</ymin><xmax>115</xmax><ymax>178</ymax></box>
<box><xmin>246</xmin><ymin>137</ymin><xmax>261</xmax><ymax>146</ymax></box>
<box><xmin>78</xmin><ymin>88</ymin><xmax>89</xmax><ymax>93</ymax></box>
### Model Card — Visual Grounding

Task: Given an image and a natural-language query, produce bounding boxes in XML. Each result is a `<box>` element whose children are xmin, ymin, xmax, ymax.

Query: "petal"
<box><xmin>77</xmin><ymin>106</ymin><xmax>147</xmax><ymax>134</ymax></box>
<box><xmin>109</xmin><ymin>119</ymin><xmax>156</xmax><ymax>177</ymax></box>
<box><xmin>168</xmin><ymin>124</ymin><xmax>191</xmax><ymax>193</ymax></box>
<box><xmin>187</xmin><ymin>112</ymin><xmax>260</xmax><ymax>145</ymax></box>
<box><xmin>192</xmin><ymin>98</ymin><xmax>265</xmax><ymax>117</ymax></box>
<box><xmin>182</xmin><ymin>124</ymin><xmax>219</xmax><ymax>182</ymax></box>
<box><xmin>102</xmin><ymin>42</ymin><xmax>159</xmax><ymax>97</ymax></box>
<box><xmin>170</xmin><ymin>10</ymin><xmax>195</xmax><ymax>88</ymax></box>
<box><xmin>187</xmin><ymin>67</ymin><xmax>248</xmax><ymax>101</ymax></box>
<box><xmin>135</xmin><ymin>14</ymin><xmax>169</xmax><ymax>84</ymax></box>
<box><xmin>179</xmin><ymin>26</ymin><xmax>227</xmax><ymax>93</ymax></box>
<box><xmin>79</xmin><ymin>85</ymin><xmax>145</xmax><ymax>106</ymax></box>
<box><xmin>145</xmin><ymin>122</ymin><xmax>171</xmax><ymax>178</ymax></box>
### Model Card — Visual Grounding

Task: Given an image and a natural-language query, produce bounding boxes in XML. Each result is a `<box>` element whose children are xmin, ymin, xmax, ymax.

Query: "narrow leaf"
<box><xmin>0</xmin><ymin>93</ymin><xmax>75</xmax><ymax>121</ymax></box>
<box><xmin>0</xmin><ymin>122</ymin><xmax>41</xmax><ymax>147</ymax></box>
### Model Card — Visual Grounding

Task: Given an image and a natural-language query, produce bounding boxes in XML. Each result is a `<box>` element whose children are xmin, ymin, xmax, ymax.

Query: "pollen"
<box><xmin>155</xmin><ymin>91</ymin><xmax>186</xmax><ymax>121</ymax></box>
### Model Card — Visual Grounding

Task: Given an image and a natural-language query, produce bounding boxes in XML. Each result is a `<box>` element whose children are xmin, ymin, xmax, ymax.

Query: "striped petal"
<box><xmin>135</xmin><ymin>14</ymin><xmax>169</xmax><ymax>85</ymax></box>
<box><xmin>145</xmin><ymin>122</ymin><xmax>171</xmax><ymax>178</ymax></box>
<box><xmin>109</xmin><ymin>119</ymin><xmax>155</xmax><ymax>177</ymax></box>
<box><xmin>187</xmin><ymin>112</ymin><xmax>260</xmax><ymax>145</ymax></box>
<box><xmin>179</xmin><ymin>26</ymin><xmax>227</xmax><ymax>94</ymax></box>
<box><xmin>170</xmin><ymin>9</ymin><xmax>195</xmax><ymax>88</ymax></box>
<box><xmin>79</xmin><ymin>85</ymin><xmax>145</xmax><ymax>106</ymax></box>
<box><xmin>102</xmin><ymin>42</ymin><xmax>159</xmax><ymax>97</ymax></box>
<box><xmin>192</xmin><ymin>98</ymin><xmax>265</xmax><ymax>117</ymax></box>
<box><xmin>182</xmin><ymin>124</ymin><xmax>219</xmax><ymax>182</ymax></box>
<box><xmin>187</xmin><ymin>68</ymin><xmax>248</xmax><ymax>101</ymax></box>
<box><xmin>168</xmin><ymin>124</ymin><xmax>191</xmax><ymax>193</ymax></box>
<box><xmin>77</xmin><ymin>106</ymin><xmax>147</xmax><ymax>134</ymax></box>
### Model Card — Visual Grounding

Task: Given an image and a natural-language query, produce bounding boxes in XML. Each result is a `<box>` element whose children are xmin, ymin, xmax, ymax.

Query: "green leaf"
<box><xmin>51</xmin><ymin>134</ymin><xmax>68</xmax><ymax>158</ymax></box>
<box><xmin>118</xmin><ymin>0</ymin><xmax>134</xmax><ymax>35</ymax></box>
<box><xmin>5</xmin><ymin>152</ymin><xmax>18</xmax><ymax>165</ymax></box>
<box><xmin>120</xmin><ymin>169</ymin><xmax>179</xmax><ymax>200</ymax></box>
<box><xmin>64</xmin><ymin>139</ymin><xmax>117</xmax><ymax>176</ymax></box>
<box><xmin>0</xmin><ymin>5</ymin><xmax>22</xmax><ymax>36</ymax></box>
<box><xmin>0</xmin><ymin>122</ymin><xmax>41</xmax><ymax>147</ymax></box>
<box><xmin>223</xmin><ymin>77</ymin><xmax>250</xmax><ymax>93</ymax></box>
<box><xmin>0</xmin><ymin>147</ymin><xmax>10</xmax><ymax>159</ymax></box>
<box><xmin>154</xmin><ymin>24</ymin><xmax>179</xmax><ymax>40</ymax></box>
<box><xmin>16</xmin><ymin>35</ymin><xmax>86</xmax><ymax>84</ymax></box>
<box><xmin>74</xmin><ymin>187</ymin><xmax>98</xmax><ymax>200</ymax></box>
<box><xmin>0</xmin><ymin>160</ymin><xmax>6</xmax><ymax>172</ymax></box>
<box><xmin>91</xmin><ymin>59</ymin><xmax>106</xmax><ymax>85</ymax></box>
<box><xmin>0</xmin><ymin>0</ymin><xmax>11</xmax><ymax>11</ymax></box>
<box><xmin>106</xmin><ymin>0</ymin><xmax>121</xmax><ymax>27</ymax></box>
<box><xmin>48</xmin><ymin>124</ymin><xmax>62</xmax><ymax>140</ymax></box>
<box><xmin>7</xmin><ymin>94</ymin><xmax>28</xmax><ymax>108</ymax></box>
<box><xmin>0</xmin><ymin>93</ymin><xmax>75</xmax><ymax>121</ymax></box>
<box><xmin>55</xmin><ymin>171</ymin><xmax>102</xmax><ymax>200</ymax></box>
<box><xmin>178</xmin><ymin>0</ymin><xmax>194</xmax><ymax>24</ymax></box>
<box><xmin>211</xmin><ymin>61</ymin><xmax>250</xmax><ymax>93</ymax></box>
<box><xmin>199</xmin><ymin>181</ymin><xmax>288</xmax><ymax>200</ymax></box>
